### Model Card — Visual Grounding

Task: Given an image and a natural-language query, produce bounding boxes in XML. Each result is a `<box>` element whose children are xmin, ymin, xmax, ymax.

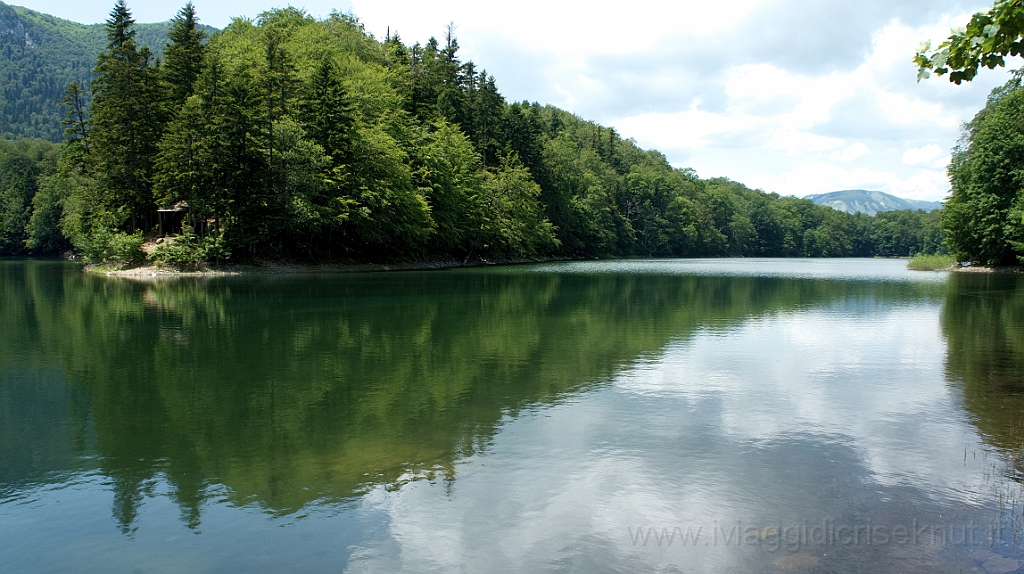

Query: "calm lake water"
<box><xmin>2</xmin><ymin>258</ymin><xmax>1023</xmax><ymax>573</ymax></box>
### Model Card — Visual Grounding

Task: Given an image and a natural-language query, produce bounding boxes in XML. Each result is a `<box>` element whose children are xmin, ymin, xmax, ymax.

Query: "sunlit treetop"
<box><xmin>915</xmin><ymin>0</ymin><xmax>1024</xmax><ymax>83</ymax></box>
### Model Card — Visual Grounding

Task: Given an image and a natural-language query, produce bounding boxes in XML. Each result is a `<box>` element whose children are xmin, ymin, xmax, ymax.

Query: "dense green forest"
<box><xmin>1</xmin><ymin>2</ymin><xmax>948</xmax><ymax>265</ymax></box>
<box><xmin>0</xmin><ymin>137</ymin><xmax>63</xmax><ymax>254</ymax></box>
<box><xmin>943</xmin><ymin>74</ymin><xmax>1024</xmax><ymax>265</ymax></box>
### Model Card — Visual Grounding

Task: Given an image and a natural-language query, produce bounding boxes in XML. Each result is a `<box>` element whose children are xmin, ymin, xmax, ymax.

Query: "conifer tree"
<box><xmin>468</xmin><ymin>72</ymin><xmax>504</xmax><ymax>167</ymax></box>
<box><xmin>59</xmin><ymin>81</ymin><xmax>90</xmax><ymax>174</ymax></box>
<box><xmin>198</xmin><ymin>59</ymin><xmax>266</xmax><ymax>254</ymax></box>
<box><xmin>106</xmin><ymin>0</ymin><xmax>136</xmax><ymax>48</ymax></box>
<box><xmin>501</xmin><ymin>103</ymin><xmax>545</xmax><ymax>179</ymax></box>
<box><xmin>437</xmin><ymin>23</ymin><xmax>467</xmax><ymax>126</ymax></box>
<box><xmin>260</xmin><ymin>30</ymin><xmax>296</xmax><ymax>194</ymax></box>
<box><xmin>163</xmin><ymin>3</ymin><xmax>207</xmax><ymax>111</ymax></box>
<box><xmin>408</xmin><ymin>39</ymin><xmax>439</xmax><ymax>119</ymax></box>
<box><xmin>90</xmin><ymin>0</ymin><xmax>164</xmax><ymax>231</ymax></box>
<box><xmin>299</xmin><ymin>58</ymin><xmax>355</xmax><ymax>169</ymax></box>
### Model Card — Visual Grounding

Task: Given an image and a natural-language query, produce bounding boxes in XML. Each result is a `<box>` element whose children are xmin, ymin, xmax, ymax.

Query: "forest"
<box><xmin>0</xmin><ymin>2</ymin><xmax>948</xmax><ymax>267</ymax></box>
<box><xmin>941</xmin><ymin>75</ymin><xmax>1024</xmax><ymax>266</ymax></box>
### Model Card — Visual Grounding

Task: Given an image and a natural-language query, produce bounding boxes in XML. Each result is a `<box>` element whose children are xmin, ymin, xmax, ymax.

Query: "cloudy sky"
<box><xmin>16</xmin><ymin>0</ymin><xmax>1019</xmax><ymax>201</ymax></box>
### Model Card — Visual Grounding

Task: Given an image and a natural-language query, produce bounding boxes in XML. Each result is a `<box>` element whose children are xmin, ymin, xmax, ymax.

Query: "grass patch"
<box><xmin>908</xmin><ymin>253</ymin><xmax>957</xmax><ymax>270</ymax></box>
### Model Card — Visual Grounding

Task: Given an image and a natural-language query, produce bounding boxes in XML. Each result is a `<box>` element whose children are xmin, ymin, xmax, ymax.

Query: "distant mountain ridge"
<box><xmin>0</xmin><ymin>1</ymin><xmax>216</xmax><ymax>141</ymax></box>
<box><xmin>804</xmin><ymin>189</ymin><xmax>942</xmax><ymax>216</ymax></box>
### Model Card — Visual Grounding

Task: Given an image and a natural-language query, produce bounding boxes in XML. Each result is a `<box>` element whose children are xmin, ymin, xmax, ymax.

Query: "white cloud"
<box><xmin>903</xmin><ymin>144</ymin><xmax>950</xmax><ymax>168</ymax></box>
<box><xmin>613</xmin><ymin>105</ymin><xmax>767</xmax><ymax>151</ymax></box>
<box><xmin>746</xmin><ymin>161</ymin><xmax>950</xmax><ymax>199</ymax></box>
<box><xmin>351</xmin><ymin>0</ymin><xmax>767</xmax><ymax>53</ymax></box>
<box><xmin>770</xmin><ymin>130</ymin><xmax>845</xmax><ymax>155</ymax></box>
<box><xmin>605</xmin><ymin>10</ymin><xmax>1004</xmax><ymax>200</ymax></box>
<box><xmin>830</xmin><ymin>142</ymin><xmax>871</xmax><ymax>162</ymax></box>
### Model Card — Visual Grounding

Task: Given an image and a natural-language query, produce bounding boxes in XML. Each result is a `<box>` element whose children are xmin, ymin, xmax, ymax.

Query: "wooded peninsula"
<box><xmin>0</xmin><ymin>1</ymin><xmax>995</xmax><ymax>268</ymax></box>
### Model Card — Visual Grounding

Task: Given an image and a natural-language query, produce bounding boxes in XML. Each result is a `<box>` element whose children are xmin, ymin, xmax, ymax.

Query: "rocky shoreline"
<box><xmin>951</xmin><ymin>264</ymin><xmax>1024</xmax><ymax>274</ymax></box>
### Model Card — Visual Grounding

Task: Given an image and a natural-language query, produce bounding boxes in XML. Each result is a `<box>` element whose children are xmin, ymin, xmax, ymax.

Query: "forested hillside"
<box><xmin>1</xmin><ymin>2</ymin><xmax>947</xmax><ymax>264</ymax></box>
<box><xmin>0</xmin><ymin>1</ymin><xmax>214</xmax><ymax>141</ymax></box>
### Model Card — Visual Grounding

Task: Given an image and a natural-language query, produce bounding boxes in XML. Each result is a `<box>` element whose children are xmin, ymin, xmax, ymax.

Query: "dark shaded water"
<box><xmin>1</xmin><ymin>258</ymin><xmax>1023</xmax><ymax>573</ymax></box>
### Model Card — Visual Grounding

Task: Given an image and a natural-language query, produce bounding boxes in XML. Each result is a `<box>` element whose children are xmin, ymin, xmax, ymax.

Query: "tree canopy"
<box><xmin>943</xmin><ymin>75</ymin><xmax>1024</xmax><ymax>264</ymax></box>
<box><xmin>915</xmin><ymin>0</ymin><xmax>1024</xmax><ymax>83</ymax></box>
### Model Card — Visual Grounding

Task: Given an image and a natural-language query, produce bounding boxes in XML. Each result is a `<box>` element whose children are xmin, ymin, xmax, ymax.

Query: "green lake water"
<box><xmin>1</xmin><ymin>258</ymin><xmax>1023</xmax><ymax>573</ymax></box>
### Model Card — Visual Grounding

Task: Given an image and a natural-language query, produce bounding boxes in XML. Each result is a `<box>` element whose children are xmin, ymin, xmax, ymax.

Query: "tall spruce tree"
<box><xmin>436</xmin><ymin>23</ymin><xmax>467</xmax><ymax>126</ymax></box>
<box><xmin>408</xmin><ymin>39</ymin><xmax>439</xmax><ymax>119</ymax></box>
<box><xmin>501</xmin><ymin>103</ymin><xmax>545</xmax><ymax>180</ymax></box>
<box><xmin>294</xmin><ymin>56</ymin><xmax>358</xmax><ymax>243</ymax></box>
<box><xmin>90</xmin><ymin>0</ymin><xmax>164</xmax><ymax>231</ymax></box>
<box><xmin>59</xmin><ymin>81</ymin><xmax>91</xmax><ymax>174</ymax></box>
<box><xmin>163</xmin><ymin>3</ymin><xmax>207</xmax><ymax>112</ymax></box>
<box><xmin>106</xmin><ymin>0</ymin><xmax>136</xmax><ymax>47</ymax></box>
<box><xmin>468</xmin><ymin>72</ymin><xmax>504</xmax><ymax>167</ymax></box>
<box><xmin>299</xmin><ymin>58</ymin><xmax>355</xmax><ymax>170</ymax></box>
<box><xmin>208</xmin><ymin>58</ymin><xmax>265</xmax><ymax>251</ymax></box>
<box><xmin>260</xmin><ymin>31</ymin><xmax>296</xmax><ymax>193</ymax></box>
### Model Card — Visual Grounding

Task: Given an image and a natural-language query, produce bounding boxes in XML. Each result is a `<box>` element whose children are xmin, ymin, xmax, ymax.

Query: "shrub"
<box><xmin>907</xmin><ymin>253</ymin><xmax>957</xmax><ymax>271</ymax></box>
<box><xmin>149</xmin><ymin>227</ymin><xmax>230</xmax><ymax>270</ymax></box>
<box><xmin>71</xmin><ymin>223</ymin><xmax>145</xmax><ymax>268</ymax></box>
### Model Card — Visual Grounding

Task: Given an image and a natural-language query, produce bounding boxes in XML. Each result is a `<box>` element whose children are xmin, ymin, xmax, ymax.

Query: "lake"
<box><xmin>1</xmin><ymin>258</ymin><xmax>1023</xmax><ymax>573</ymax></box>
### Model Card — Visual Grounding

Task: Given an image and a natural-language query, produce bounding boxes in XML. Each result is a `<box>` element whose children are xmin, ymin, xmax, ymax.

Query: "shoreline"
<box><xmin>85</xmin><ymin>257</ymin><xmax>550</xmax><ymax>280</ymax></box>
<box><xmin>78</xmin><ymin>258</ymin><xmax>1024</xmax><ymax>280</ymax></box>
<box><xmin>950</xmin><ymin>265</ymin><xmax>1024</xmax><ymax>274</ymax></box>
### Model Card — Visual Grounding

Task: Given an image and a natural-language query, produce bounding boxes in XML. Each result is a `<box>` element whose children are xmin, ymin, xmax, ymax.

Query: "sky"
<box><xmin>11</xmin><ymin>0</ymin><xmax>1019</xmax><ymax>201</ymax></box>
